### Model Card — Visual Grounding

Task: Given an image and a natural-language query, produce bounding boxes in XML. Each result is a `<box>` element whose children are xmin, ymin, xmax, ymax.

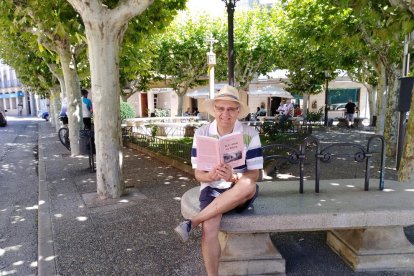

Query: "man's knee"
<box><xmin>235</xmin><ymin>178</ymin><xmax>257</xmax><ymax>200</ymax></box>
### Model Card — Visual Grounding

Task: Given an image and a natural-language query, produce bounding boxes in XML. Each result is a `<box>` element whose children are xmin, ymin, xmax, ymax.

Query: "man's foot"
<box><xmin>174</xmin><ymin>219</ymin><xmax>192</xmax><ymax>242</ymax></box>
<box><xmin>350</xmin><ymin>125</ymin><xmax>354</xmax><ymax>128</ymax></box>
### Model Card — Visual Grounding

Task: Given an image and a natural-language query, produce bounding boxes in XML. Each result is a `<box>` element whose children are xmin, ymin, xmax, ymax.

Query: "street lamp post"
<box><xmin>222</xmin><ymin>0</ymin><xmax>239</xmax><ymax>87</ymax></box>
<box><xmin>324</xmin><ymin>71</ymin><xmax>330</xmax><ymax>126</ymax></box>
<box><xmin>206</xmin><ymin>34</ymin><xmax>218</xmax><ymax>100</ymax></box>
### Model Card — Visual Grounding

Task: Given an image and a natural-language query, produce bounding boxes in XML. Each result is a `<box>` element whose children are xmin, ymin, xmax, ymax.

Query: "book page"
<box><xmin>196</xmin><ymin>136</ymin><xmax>220</xmax><ymax>171</ymax></box>
<box><xmin>219</xmin><ymin>133</ymin><xmax>245</xmax><ymax>168</ymax></box>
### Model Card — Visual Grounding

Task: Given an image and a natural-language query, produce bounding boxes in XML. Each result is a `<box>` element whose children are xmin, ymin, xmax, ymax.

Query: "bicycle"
<box><xmin>58</xmin><ymin>124</ymin><xmax>70</xmax><ymax>151</ymax></box>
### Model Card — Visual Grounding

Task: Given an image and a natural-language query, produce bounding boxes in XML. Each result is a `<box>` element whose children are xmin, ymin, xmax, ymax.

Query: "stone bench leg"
<box><xmin>218</xmin><ymin>232</ymin><xmax>285</xmax><ymax>275</ymax></box>
<box><xmin>327</xmin><ymin>227</ymin><xmax>414</xmax><ymax>272</ymax></box>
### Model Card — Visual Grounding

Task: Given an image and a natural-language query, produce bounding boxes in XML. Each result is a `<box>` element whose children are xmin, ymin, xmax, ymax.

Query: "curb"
<box><xmin>37</xmin><ymin>124</ymin><xmax>57</xmax><ymax>276</ymax></box>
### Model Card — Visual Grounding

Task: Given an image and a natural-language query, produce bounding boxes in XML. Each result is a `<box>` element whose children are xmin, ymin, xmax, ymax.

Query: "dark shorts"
<box><xmin>199</xmin><ymin>184</ymin><xmax>259</xmax><ymax>213</ymax></box>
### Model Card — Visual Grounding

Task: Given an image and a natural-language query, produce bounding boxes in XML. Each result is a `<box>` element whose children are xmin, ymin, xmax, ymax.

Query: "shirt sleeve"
<box><xmin>245</xmin><ymin>130</ymin><xmax>263</xmax><ymax>170</ymax></box>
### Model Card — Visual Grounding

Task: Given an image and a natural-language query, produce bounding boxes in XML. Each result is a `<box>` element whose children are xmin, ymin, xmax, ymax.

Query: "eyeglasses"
<box><xmin>214</xmin><ymin>105</ymin><xmax>240</xmax><ymax>115</ymax></box>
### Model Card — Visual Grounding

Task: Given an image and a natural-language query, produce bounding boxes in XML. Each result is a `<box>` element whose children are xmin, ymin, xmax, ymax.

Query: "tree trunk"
<box><xmin>85</xmin><ymin>21</ymin><xmax>125</xmax><ymax>199</ymax></box>
<box><xmin>398</xmin><ymin>87</ymin><xmax>414</xmax><ymax>181</ymax></box>
<box><xmin>302</xmin><ymin>93</ymin><xmax>309</xmax><ymax>118</ymax></box>
<box><xmin>177</xmin><ymin>92</ymin><xmax>185</xmax><ymax>116</ymax></box>
<box><xmin>367</xmin><ymin>85</ymin><xmax>377</xmax><ymax>126</ymax></box>
<box><xmin>50</xmin><ymin>88</ymin><xmax>61</xmax><ymax>131</ymax></box>
<box><xmin>383</xmin><ymin>67</ymin><xmax>401</xmax><ymax>157</ymax></box>
<box><xmin>376</xmin><ymin>64</ymin><xmax>387</xmax><ymax>134</ymax></box>
<box><xmin>57</xmin><ymin>46</ymin><xmax>81</xmax><ymax>156</ymax></box>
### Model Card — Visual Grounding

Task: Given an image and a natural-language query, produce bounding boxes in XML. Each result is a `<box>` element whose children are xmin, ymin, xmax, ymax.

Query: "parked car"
<box><xmin>330</xmin><ymin>102</ymin><xmax>358</xmax><ymax>111</ymax></box>
<box><xmin>0</xmin><ymin>108</ymin><xmax>7</xmax><ymax>127</ymax></box>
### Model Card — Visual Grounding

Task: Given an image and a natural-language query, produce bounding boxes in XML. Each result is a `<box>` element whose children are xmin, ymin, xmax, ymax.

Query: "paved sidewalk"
<box><xmin>37</xmin><ymin>122</ymin><xmax>413</xmax><ymax>275</ymax></box>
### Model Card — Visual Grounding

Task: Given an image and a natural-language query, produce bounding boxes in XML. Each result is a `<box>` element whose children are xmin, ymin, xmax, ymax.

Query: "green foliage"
<box><xmin>154</xmin><ymin>108</ymin><xmax>170</xmax><ymax>117</ymax></box>
<box><xmin>306</xmin><ymin>107</ymin><xmax>324</xmax><ymax>122</ymax></box>
<box><xmin>152</xmin><ymin>13</ymin><xmax>215</xmax><ymax>95</ymax></box>
<box><xmin>120</xmin><ymin>102</ymin><xmax>136</xmax><ymax>121</ymax></box>
<box><xmin>120</xmin><ymin>0</ymin><xmax>187</xmax><ymax>95</ymax></box>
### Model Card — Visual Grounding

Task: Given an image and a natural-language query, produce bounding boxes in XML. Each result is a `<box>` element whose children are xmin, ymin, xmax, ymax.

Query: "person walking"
<box><xmin>81</xmin><ymin>89</ymin><xmax>93</xmax><ymax>130</ymax></box>
<box><xmin>344</xmin><ymin>99</ymin><xmax>357</xmax><ymax>128</ymax></box>
<box><xmin>174</xmin><ymin>85</ymin><xmax>263</xmax><ymax>276</ymax></box>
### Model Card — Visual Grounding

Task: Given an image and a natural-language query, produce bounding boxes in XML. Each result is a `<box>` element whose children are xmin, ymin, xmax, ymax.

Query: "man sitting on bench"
<box><xmin>174</xmin><ymin>85</ymin><xmax>263</xmax><ymax>276</ymax></box>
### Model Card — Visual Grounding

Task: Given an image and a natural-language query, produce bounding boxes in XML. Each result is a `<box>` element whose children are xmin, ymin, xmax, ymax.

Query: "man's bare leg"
<box><xmin>192</xmin><ymin>178</ymin><xmax>256</xmax><ymax>228</ymax></box>
<box><xmin>202</xmin><ymin>215</ymin><xmax>222</xmax><ymax>276</ymax></box>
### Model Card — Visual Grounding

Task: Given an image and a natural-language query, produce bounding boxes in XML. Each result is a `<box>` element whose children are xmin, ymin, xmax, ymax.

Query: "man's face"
<box><xmin>213</xmin><ymin>100</ymin><xmax>240</xmax><ymax>129</ymax></box>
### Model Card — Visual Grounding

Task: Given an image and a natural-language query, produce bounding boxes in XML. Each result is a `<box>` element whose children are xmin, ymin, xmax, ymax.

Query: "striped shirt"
<box><xmin>191</xmin><ymin>120</ymin><xmax>263</xmax><ymax>190</ymax></box>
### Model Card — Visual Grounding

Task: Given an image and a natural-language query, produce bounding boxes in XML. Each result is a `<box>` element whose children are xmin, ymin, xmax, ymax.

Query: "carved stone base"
<box><xmin>327</xmin><ymin>227</ymin><xmax>414</xmax><ymax>271</ymax></box>
<box><xmin>218</xmin><ymin>232</ymin><xmax>285</xmax><ymax>275</ymax></box>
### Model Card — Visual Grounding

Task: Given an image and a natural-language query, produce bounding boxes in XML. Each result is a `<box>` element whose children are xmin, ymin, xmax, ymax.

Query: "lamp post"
<box><xmin>324</xmin><ymin>71</ymin><xmax>330</xmax><ymax>126</ymax></box>
<box><xmin>206</xmin><ymin>34</ymin><xmax>218</xmax><ymax>100</ymax></box>
<box><xmin>222</xmin><ymin>0</ymin><xmax>239</xmax><ymax>86</ymax></box>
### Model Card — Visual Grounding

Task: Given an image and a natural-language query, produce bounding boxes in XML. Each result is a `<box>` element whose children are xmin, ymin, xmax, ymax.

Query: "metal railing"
<box><xmin>122</xmin><ymin>126</ymin><xmax>385</xmax><ymax>193</ymax></box>
<box><xmin>123</xmin><ymin>127</ymin><xmax>192</xmax><ymax>164</ymax></box>
<box><xmin>264</xmin><ymin>135</ymin><xmax>385</xmax><ymax>193</ymax></box>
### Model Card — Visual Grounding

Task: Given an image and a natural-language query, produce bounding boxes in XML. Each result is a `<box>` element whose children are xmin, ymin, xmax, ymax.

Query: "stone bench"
<box><xmin>180</xmin><ymin>179</ymin><xmax>414</xmax><ymax>275</ymax></box>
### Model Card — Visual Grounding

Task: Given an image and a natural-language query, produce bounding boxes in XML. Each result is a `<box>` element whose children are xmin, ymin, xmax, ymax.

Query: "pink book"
<box><xmin>196</xmin><ymin>132</ymin><xmax>245</xmax><ymax>171</ymax></box>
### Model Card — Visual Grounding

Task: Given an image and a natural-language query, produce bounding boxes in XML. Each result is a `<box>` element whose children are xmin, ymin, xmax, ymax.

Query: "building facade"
<box><xmin>0</xmin><ymin>60</ymin><xmax>42</xmax><ymax>116</ymax></box>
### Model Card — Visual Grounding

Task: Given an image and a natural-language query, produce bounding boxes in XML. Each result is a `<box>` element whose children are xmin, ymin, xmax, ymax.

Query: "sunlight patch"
<box><xmin>383</xmin><ymin>189</ymin><xmax>395</xmax><ymax>192</ymax></box>
<box><xmin>1</xmin><ymin>269</ymin><xmax>16</xmax><ymax>275</ymax></box>
<box><xmin>404</xmin><ymin>189</ymin><xmax>414</xmax><ymax>192</ymax></box>
<box><xmin>25</xmin><ymin>205</ymin><xmax>38</xmax><ymax>210</ymax></box>
<box><xmin>30</xmin><ymin>261</ymin><xmax>37</xmax><ymax>267</ymax></box>
<box><xmin>13</xmin><ymin>260</ymin><xmax>24</xmax><ymax>266</ymax></box>
<box><xmin>45</xmin><ymin>255</ymin><xmax>57</xmax><ymax>261</ymax></box>
<box><xmin>164</xmin><ymin>182</ymin><xmax>171</xmax><ymax>185</ymax></box>
<box><xmin>118</xmin><ymin>199</ymin><xmax>129</xmax><ymax>203</ymax></box>
<box><xmin>173</xmin><ymin>197</ymin><xmax>181</xmax><ymax>201</ymax></box>
<box><xmin>76</xmin><ymin>216</ymin><xmax>88</xmax><ymax>221</ymax></box>
<box><xmin>54</xmin><ymin>214</ymin><xmax>63</xmax><ymax>218</ymax></box>
<box><xmin>276</xmin><ymin>173</ymin><xmax>295</xmax><ymax>180</ymax></box>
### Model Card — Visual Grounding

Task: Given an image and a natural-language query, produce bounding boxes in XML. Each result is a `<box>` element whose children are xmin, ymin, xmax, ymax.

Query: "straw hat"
<box><xmin>204</xmin><ymin>85</ymin><xmax>250</xmax><ymax>119</ymax></box>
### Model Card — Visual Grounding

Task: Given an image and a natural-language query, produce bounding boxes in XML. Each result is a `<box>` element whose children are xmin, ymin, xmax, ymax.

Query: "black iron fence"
<box><xmin>123</xmin><ymin>127</ymin><xmax>191</xmax><ymax>164</ymax></box>
<box><xmin>122</xmin><ymin>126</ymin><xmax>385</xmax><ymax>193</ymax></box>
<box><xmin>263</xmin><ymin>135</ymin><xmax>385</xmax><ymax>193</ymax></box>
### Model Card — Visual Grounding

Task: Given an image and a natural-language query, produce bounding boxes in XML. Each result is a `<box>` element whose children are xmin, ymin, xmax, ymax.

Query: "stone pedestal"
<box><xmin>218</xmin><ymin>232</ymin><xmax>285</xmax><ymax>276</ymax></box>
<box><xmin>327</xmin><ymin>227</ymin><xmax>414</xmax><ymax>271</ymax></box>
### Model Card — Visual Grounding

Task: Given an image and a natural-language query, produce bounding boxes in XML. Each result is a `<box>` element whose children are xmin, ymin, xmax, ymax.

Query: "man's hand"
<box><xmin>215</xmin><ymin>164</ymin><xmax>233</xmax><ymax>182</ymax></box>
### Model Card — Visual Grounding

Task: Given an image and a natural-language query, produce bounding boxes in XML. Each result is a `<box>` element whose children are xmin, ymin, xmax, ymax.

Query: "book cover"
<box><xmin>196</xmin><ymin>132</ymin><xmax>245</xmax><ymax>171</ymax></box>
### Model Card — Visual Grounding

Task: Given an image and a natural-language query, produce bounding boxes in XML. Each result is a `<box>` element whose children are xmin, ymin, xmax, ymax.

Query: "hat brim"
<box><xmin>204</xmin><ymin>97</ymin><xmax>250</xmax><ymax>119</ymax></box>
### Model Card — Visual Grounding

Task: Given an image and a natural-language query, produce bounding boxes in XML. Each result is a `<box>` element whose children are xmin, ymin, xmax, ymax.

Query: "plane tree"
<box><xmin>0</xmin><ymin>0</ymin><xmax>89</xmax><ymax>155</ymax></box>
<box><xmin>65</xmin><ymin>0</ymin><xmax>186</xmax><ymax>198</ymax></box>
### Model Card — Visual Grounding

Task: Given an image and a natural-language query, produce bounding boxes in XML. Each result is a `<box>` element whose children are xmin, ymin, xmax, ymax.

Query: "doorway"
<box><xmin>140</xmin><ymin>93</ymin><xmax>148</xmax><ymax>117</ymax></box>
<box><xmin>269</xmin><ymin>97</ymin><xmax>282</xmax><ymax>116</ymax></box>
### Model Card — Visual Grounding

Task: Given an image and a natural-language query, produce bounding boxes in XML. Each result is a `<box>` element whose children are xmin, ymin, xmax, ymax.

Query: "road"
<box><xmin>0</xmin><ymin>116</ymin><xmax>43</xmax><ymax>275</ymax></box>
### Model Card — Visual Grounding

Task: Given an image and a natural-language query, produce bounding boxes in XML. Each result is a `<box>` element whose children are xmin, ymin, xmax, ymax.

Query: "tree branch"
<box><xmin>112</xmin><ymin>0</ymin><xmax>155</xmax><ymax>26</ymax></box>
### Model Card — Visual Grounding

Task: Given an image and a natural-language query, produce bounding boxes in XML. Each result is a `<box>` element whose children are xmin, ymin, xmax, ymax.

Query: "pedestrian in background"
<box><xmin>81</xmin><ymin>89</ymin><xmax>93</xmax><ymax>130</ymax></box>
<box><xmin>344</xmin><ymin>99</ymin><xmax>357</xmax><ymax>128</ymax></box>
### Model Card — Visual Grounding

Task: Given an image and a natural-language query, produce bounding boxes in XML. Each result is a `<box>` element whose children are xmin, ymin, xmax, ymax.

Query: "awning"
<box><xmin>186</xmin><ymin>83</ymin><xmax>227</xmax><ymax>99</ymax></box>
<box><xmin>247</xmin><ymin>85</ymin><xmax>294</xmax><ymax>99</ymax></box>
<box><xmin>149</xmin><ymin>88</ymin><xmax>175</xmax><ymax>94</ymax></box>
<box><xmin>0</xmin><ymin>91</ymin><xmax>25</xmax><ymax>99</ymax></box>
